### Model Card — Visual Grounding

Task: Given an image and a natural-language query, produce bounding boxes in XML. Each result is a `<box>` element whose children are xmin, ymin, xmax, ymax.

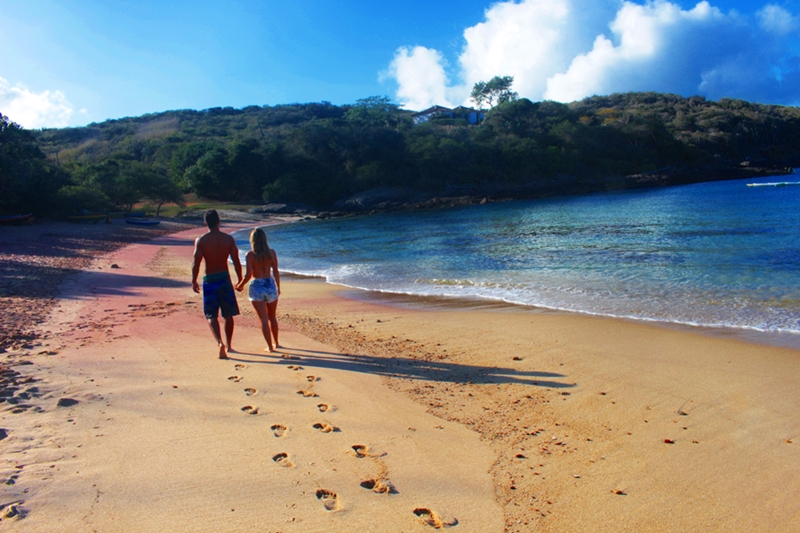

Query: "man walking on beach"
<box><xmin>191</xmin><ymin>209</ymin><xmax>242</xmax><ymax>359</ymax></box>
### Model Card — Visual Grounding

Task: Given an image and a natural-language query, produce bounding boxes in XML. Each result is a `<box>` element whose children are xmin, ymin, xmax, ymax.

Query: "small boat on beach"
<box><xmin>125</xmin><ymin>218</ymin><xmax>160</xmax><ymax>226</ymax></box>
<box><xmin>66</xmin><ymin>214</ymin><xmax>110</xmax><ymax>223</ymax></box>
<box><xmin>746</xmin><ymin>181</ymin><xmax>800</xmax><ymax>187</ymax></box>
<box><xmin>0</xmin><ymin>213</ymin><xmax>34</xmax><ymax>225</ymax></box>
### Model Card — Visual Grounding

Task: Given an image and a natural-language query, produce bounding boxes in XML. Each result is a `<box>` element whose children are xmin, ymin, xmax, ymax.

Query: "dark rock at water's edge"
<box><xmin>333</xmin><ymin>187</ymin><xmax>432</xmax><ymax>211</ymax></box>
<box><xmin>249</xmin><ymin>203</ymin><xmax>318</xmax><ymax>215</ymax></box>
<box><xmin>316</xmin><ymin>211</ymin><xmax>350</xmax><ymax>219</ymax></box>
<box><xmin>251</xmin><ymin>162</ymin><xmax>794</xmax><ymax>219</ymax></box>
<box><xmin>617</xmin><ymin>163</ymin><xmax>793</xmax><ymax>189</ymax></box>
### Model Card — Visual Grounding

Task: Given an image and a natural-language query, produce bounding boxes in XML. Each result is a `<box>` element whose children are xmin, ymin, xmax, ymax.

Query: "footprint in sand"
<box><xmin>272</xmin><ymin>452</ymin><xmax>294</xmax><ymax>468</ymax></box>
<box><xmin>306</xmin><ymin>375</ymin><xmax>319</xmax><ymax>382</ymax></box>
<box><xmin>244</xmin><ymin>388</ymin><xmax>257</xmax><ymax>396</ymax></box>
<box><xmin>413</xmin><ymin>508</ymin><xmax>457</xmax><ymax>529</ymax></box>
<box><xmin>287</xmin><ymin>365</ymin><xmax>304</xmax><ymax>371</ymax></box>
<box><xmin>312</xmin><ymin>422</ymin><xmax>338</xmax><ymax>433</ymax></box>
<box><xmin>234</xmin><ymin>363</ymin><xmax>247</xmax><ymax>371</ymax></box>
<box><xmin>241</xmin><ymin>405</ymin><xmax>259</xmax><ymax>415</ymax></box>
<box><xmin>271</xmin><ymin>424</ymin><xmax>287</xmax><ymax>437</ymax></box>
<box><xmin>352</xmin><ymin>444</ymin><xmax>369</xmax><ymax>458</ymax></box>
<box><xmin>297</xmin><ymin>390</ymin><xmax>318</xmax><ymax>398</ymax></box>
<box><xmin>1</xmin><ymin>502</ymin><xmax>22</xmax><ymax>520</ymax></box>
<box><xmin>317</xmin><ymin>403</ymin><xmax>334</xmax><ymax>413</ymax></box>
<box><xmin>228</xmin><ymin>376</ymin><xmax>243</xmax><ymax>383</ymax></box>
<box><xmin>360</xmin><ymin>478</ymin><xmax>397</xmax><ymax>494</ymax></box>
<box><xmin>316</xmin><ymin>489</ymin><xmax>341</xmax><ymax>511</ymax></box>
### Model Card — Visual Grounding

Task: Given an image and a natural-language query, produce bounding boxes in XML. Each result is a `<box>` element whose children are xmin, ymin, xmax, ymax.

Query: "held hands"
<box><xmin>235</xmin><ymin>282</ymin><xmax>245</xmax><ymax>292</ymax></box>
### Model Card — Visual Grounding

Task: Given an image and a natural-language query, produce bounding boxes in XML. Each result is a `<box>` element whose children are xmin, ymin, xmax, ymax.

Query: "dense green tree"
<box><xmin>0</xmin><ymin>113</ymin><xmax>71</xmax><ymax>214</ymax></box>
<box><xmin>1</xmin><ymin>113</ymin><xmax>42</xmax><ymax>212</ymax></box>
<box><xmin>137</xmin><ymin>170</ymin><xmax>185</xmax><ymax>216</ymax></box>
<box><xmin>341</xmin><ymin>126</ymin><xmax>408</xmax><ymax>190</ymax></box>
<box><xmin>169</xmin><ymin>141</ymin><xmax>219</xmax><ymax>187</ymax></box>
<box><xmin>226</xmin><ymin>138</ymin><xmax>267</xmax><ymax>200</ymax></box>
<box><xmin>73</xmin><ymin>160</ymin><xmax>141</xmax><ymax>210</ymax></box>
<box><xmin>344</xmin><ymin>96</ymin><xmax>408</xmax><ymax>130</ymax></box>
<box><xmin>471</xmin><ymin>76</ymin><xmax>518</xmax><ymax>110</ymax></box>
<box><xmin>185</xmin><ymin>147</ymin><xmax>230</xmax><ymax>199</ymax></box>
<box><xmin>55</xmin><ymin>185</ymin><xmax>112</xmax><ymax>214</ymax></box>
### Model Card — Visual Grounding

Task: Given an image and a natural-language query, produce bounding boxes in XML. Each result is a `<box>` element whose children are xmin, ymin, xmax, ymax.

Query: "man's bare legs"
<box><xmin>207</xmin><ymin>317</ymin><xmax>228</xmax><ymax>359</ymax></box>
<box><xmin>224</xmin><ymin>316</ymin><xmax>235</xmax><ymax>353</ymax></box>
<box><xmin>251</xmin><ymin>301</ymin><xmax>275</xmax><ymax>352</ymax></box>
<box><xmin>267</xmin><ymin>300</ymin><xmax>279</xmax><ymax>348</ymax></box>
<box><xmin>207</xmin><ymin>316</ymin><xmax>235</xmax><ymax>358</ymax></box>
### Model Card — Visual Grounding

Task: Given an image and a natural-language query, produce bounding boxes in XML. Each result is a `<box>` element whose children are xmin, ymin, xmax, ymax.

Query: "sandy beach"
<box><xmin>1</xmin><ymin>219</ymin><xmax>799</xmax><ymax>532</ymax></box>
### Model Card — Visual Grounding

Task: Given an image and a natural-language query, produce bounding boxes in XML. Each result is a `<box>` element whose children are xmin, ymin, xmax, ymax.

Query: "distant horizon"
<box><xmin>3</xmin><ymin>0</ymin><xmax>800</xmax><ymax>129</ymax></box>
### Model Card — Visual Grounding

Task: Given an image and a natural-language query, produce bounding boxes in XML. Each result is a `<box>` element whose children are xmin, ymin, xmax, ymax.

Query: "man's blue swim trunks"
<box><xmin>248</xmin><ymin>276</ymin><xmax>279</xmax><ymax>303</ymax></box>
<box><xmin>202</xmin><ymin>272</ymin><xmax>240</xmax><ymax>319</ymax></box>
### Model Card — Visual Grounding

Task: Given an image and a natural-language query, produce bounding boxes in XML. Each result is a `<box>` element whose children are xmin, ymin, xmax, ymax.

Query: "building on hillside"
<box><xmin>412</xmin><ymin>105</ymin><xmax>455</xmax><ymax>125</ymax></box>
<box><xmin>411</xmin><ymin>105</ymin><xmax>484</xmax><ymax>125</ymax></box>
<box><xmin>452</xmin><ymin>106</ymin><xmax>485</xmax><ymax>125</ymax></box>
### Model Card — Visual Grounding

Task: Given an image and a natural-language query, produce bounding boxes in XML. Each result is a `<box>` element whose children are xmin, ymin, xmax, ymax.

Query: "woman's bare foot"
<box><xmin>219</xmin><ymin>344</ymin><xmax>228</xmax><ymax>359</ymax></box>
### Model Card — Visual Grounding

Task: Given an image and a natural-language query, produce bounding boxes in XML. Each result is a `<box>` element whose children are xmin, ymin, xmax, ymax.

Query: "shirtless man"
<box><xmin>191</xmin><ymin>209</ymin><xmax>243</xmax><ymax>359</ymax></box>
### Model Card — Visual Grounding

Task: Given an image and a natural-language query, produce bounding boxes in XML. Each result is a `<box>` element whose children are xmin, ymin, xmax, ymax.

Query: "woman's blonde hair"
<box><xmin>250</xmin><ymin>228</ymin><xmax>271</xmax><ymax>257</ymax></box>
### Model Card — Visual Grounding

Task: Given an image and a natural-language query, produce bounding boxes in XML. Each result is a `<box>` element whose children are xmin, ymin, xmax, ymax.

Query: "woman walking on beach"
<box><xmin>236</xmin><ymin>228</ymin><xmax>281</xmax><ymax>352</ymax></box>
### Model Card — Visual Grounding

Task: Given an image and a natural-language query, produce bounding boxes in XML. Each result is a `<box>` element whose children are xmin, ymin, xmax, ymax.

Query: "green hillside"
<box><xmin>3</xmin><ymin>93</ymin><xmax>799</xmax><ymax>216</ymax></box>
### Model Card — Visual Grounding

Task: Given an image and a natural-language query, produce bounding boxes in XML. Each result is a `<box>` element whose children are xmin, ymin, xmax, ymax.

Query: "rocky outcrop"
<box><xmin>620</xmin><ymin>163</ymin><xmax>792</xmax><ymax>189</ymax></box>
<box><xmin>249</xmin><ymin>162</ymin><xmax>794</xmax><ymax>220</ymax></box>
<box><xmin>249</xmin><ymin>203</ymin><xmax>318</xmax><ymax>215</ymax></box>
<box><xmin>333</xmin><ymin>187</ymin><xmax>433</xmax><ymax>211</ymax></box>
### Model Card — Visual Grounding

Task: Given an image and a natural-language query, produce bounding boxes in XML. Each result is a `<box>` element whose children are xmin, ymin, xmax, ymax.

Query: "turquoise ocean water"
<box><xmin>235</xmin><ymin>175</ymin><xmax>800</xmax><ymax>346</ymax></box>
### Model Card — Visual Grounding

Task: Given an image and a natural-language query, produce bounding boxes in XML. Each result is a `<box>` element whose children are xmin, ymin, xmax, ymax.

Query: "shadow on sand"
<box><xmin>0</xmin><ymin>261</ymin><xmax>188</xmax><ymax>301</ymax></box>
<box><xmin>226</xmin><ymin>346</ymin><xmax>574</xmax><ymax>389</ymax></box>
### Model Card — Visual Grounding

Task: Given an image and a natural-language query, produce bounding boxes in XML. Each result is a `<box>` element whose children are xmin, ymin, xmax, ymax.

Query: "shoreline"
<box><xmin>257</xmin><ymin>179</ymin><xmax>800</xmax><ymax>354</ymax></box>
<box><xmin>282</xmin><ymin>273</ymin><xmax>800</xmax><ymax>351</ymax></box>
<box><xmin>2</xmin><ymin>221</ymin><xmax>800</xmax><ymax>531</ymax></box>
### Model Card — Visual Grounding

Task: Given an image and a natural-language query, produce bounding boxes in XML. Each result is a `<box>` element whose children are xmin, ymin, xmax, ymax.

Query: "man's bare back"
<box><xmin>192</xmin><ymin>230</ymin><xmax>240</xmax><ymax>283</ymax></box>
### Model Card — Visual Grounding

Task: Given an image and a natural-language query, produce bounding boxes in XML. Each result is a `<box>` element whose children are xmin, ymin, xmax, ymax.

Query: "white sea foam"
<box><xmin>258</xmin><ymin>176</ymin><xmax>800</xmax><ymax>340</ymax></box>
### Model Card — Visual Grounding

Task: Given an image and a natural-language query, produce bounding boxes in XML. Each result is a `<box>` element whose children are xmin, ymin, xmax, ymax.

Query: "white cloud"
<box><xmin>385</xmin><ymin>46</ymin><xmax>454</xmax><ymax>110</ymax></box>
<box><xmin>457</xmin><ymin>0</ymin><xmax>573</xmax><ymax>104</ymax></box>
<box><xmin>0</xmin><ymin>77</ymin><xmax>75</xmax><ymax>128</ymax></box>
<box><xmin>386</xmin><ymin>0</ymin><xmax>800</xmax><ymax>108</ymax></box>
<box><xmin>757</xmin><ymin>4</ymin><xmax>799</xmax><ymax>35</ymax></box>
<box><xmin>543</xmin><ymin>35</ymin><xmax>618</xmax><ymax>103</ymax></box>
<box><xmin>387</xmin><ymin>0</ymin><xmax>614</xmax><ymax>109</ymax></box>
<box><xmin>544</xmin><ymin>1</ymin><xmax>733</xmax><ymax>101</ymax></box>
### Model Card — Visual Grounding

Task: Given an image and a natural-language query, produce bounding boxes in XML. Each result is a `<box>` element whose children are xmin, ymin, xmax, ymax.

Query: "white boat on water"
<box><xmin>746</xmin><ymin>181</ymin><xmax>800</xmax><ymax>187</ymax></box>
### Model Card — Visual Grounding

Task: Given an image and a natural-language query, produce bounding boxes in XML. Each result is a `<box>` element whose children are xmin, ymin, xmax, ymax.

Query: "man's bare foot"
<box><xmin>265</xmin><ymin>346</ymin><xmax>277</xmax><ymax>353</ymax></box>
<box><xmin>227</xmin><ymin>347</ymin><xmax>238</xmax><ymax>354</ymax></box>
<box><xmin>219</xmin><ymin>345</ymin><xmax>228</xmax><ymax>359</ymax></box>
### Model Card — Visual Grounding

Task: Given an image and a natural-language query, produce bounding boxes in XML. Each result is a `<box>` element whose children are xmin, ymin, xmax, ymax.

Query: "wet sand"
<box><xmin>1</xmin><ymin>220</ymin><xmax>799</xmax><ymax>532</ymax></box>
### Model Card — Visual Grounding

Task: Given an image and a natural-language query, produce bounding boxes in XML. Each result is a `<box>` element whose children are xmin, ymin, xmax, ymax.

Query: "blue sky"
<box><xmin>2</xmin><ymin>0</ymin><xmax>799</xmax><ymax>128</ymax></box>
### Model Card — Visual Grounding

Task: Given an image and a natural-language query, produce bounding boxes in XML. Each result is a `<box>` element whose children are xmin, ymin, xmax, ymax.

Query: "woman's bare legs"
<box><xmin>250</xmin><ymin>300</ymin><xmax>275</xmax><ymax>352</ymax></box>
<box><xmin>267</xmin><ymin>300</ymin><xmax>279</xmax><ymax>348</ymax></box>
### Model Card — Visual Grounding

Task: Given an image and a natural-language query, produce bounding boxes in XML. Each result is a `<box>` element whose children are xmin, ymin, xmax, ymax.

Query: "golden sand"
<box><xmin>1</xmin><ymin>223</ymin><xmax>798</xmax><ymax>532</ymax></box>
